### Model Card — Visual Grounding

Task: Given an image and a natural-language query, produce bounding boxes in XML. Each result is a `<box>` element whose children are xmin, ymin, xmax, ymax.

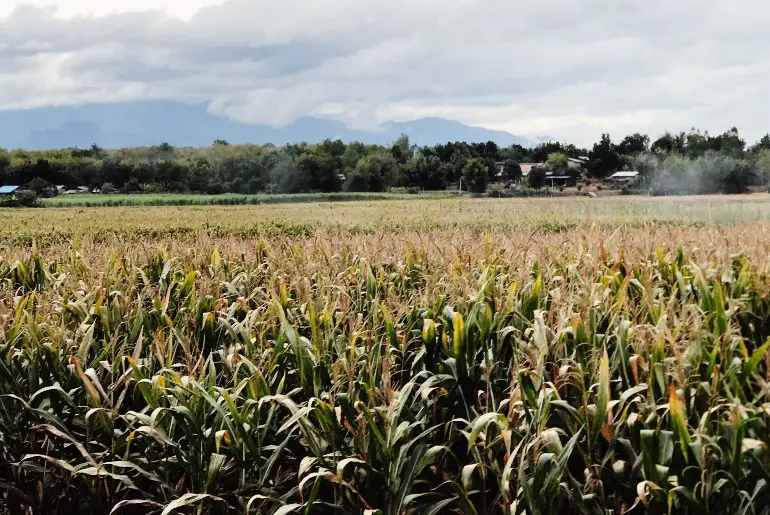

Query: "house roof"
<box><xmin>609</xmin><ymin>171</ymin><xmax>639</xmax><ymax>179</ymax></box>
<box><xmin>0</xmin><ymin>185</ymin><xmax>19</xmax><ymax>194</ymax></box>
<box><xmin>567</xmin><ymin>157</ymin><xmax>587</xmax><ymax>163</ymax></box>
<box><xmin>519</xmin><ymin>163</ymin><xmax>543</xmax><ymax>175</ymax></box>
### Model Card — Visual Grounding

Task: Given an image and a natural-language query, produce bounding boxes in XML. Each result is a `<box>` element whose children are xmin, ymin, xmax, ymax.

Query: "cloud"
<box><xmin>0</xmin><ymin>0</ymin><xmax>769</xmax><ymax>145</ymax></box>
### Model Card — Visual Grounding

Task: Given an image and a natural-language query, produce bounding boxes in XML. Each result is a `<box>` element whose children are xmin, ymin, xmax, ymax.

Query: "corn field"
<box><xmin>3</xmin><ymin>198</ymin><xmax>770</xmax><ymax>514</ymax></box>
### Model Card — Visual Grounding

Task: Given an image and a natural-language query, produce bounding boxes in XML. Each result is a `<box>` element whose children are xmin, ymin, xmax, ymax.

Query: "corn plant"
<box><xmin>2</xmin><ymin>236</ymin><xmax>770</xmax><ymax>515</ymax></box>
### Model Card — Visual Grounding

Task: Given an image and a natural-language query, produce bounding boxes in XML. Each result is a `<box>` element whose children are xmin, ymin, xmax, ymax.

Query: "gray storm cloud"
<box><xmin>1</xmin><ymin>0</ymin><xmax>769</xmax><ymax>144</ymax></box>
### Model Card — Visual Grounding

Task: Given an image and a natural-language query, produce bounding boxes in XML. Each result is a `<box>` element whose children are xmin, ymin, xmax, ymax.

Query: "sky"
<box><xmin>1</xmin><ymin>0</ymin><xmax>769</xmax><ymax>146</ymax></box>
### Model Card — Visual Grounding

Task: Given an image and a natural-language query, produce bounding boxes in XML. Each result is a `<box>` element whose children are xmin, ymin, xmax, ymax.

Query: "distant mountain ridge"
<box><xmin>0</xmin><ymin>101</ymin><xmax>539</xmax><ymax>150</ymax></box>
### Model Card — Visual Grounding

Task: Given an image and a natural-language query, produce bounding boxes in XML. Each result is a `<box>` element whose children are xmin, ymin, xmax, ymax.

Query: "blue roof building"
<box><xmin>0</xmin><ymin>186</ymin><xmax>19</xmax><ymax>195</ymax></box>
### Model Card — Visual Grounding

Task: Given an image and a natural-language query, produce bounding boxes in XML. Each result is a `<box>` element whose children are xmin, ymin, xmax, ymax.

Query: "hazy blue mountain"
<box><xmin>0</xmin><ymin>101</ymin><xmax>536</xmax><ymax>149</ymax></box>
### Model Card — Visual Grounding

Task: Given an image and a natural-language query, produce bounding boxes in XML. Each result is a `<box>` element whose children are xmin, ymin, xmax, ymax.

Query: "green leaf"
<box><xmin>744</xmin><ymin>339</ymin><xmax>770</xmax><ymax>378</ymax></box>
<box><xmin>161</xmin><ymin>493</ymin><xmax>225</xmax><ymax>515</ymax></box>
<box><xmin>668</xmin><ymin>386</ymin><xmax>690</xmax><ymax>462</ymax></box>
<box><xmin>467</xmin><ymin>412</ymin><xmax>506</xmax><ymax>450</ymax></box>
<box><xmin>590</xmin><ymin>346</ymin><xmax>611</xmax><ymax>444</ymax></box>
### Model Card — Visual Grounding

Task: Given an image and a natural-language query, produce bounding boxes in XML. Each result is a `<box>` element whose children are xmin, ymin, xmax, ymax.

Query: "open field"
<box><xmin>6</xmin><ymin>194</ymin><xmax>770</xmax><ymax>247</ymax></box>
<box><xmin>40</xmin><ymin>191</ymin><xmax>455</xmax><ymax>208</ymax></box>
<box><xmin>3</xmin><ymin>195</ymin><xmax>770</xmax><ymax>514</ymax></box>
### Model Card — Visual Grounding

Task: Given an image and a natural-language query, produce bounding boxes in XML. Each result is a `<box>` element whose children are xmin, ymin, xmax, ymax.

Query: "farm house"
<box><xmin>0</xmin><ymin>186</ymin><xmax>19</xmax><ymax>196</ymax></box>
<box><xmin>607</xmin><ymin>171</ymin><xmax>640</xmax><ymax>183</ymax></box>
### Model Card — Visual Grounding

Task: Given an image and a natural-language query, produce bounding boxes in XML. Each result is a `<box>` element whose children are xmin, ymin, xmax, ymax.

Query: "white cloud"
<box><xmin>0</xmin><ymin>0</ymin><xmax>225</xmax><ymax>20</ymax></box>
<box><xmin>1</xmin><ymin>0</ymin><xmax>769</xmax><ymax>146</ymax></box>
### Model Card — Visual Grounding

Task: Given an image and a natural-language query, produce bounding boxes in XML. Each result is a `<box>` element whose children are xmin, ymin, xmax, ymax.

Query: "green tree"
<box><xmin>651</xmin><ymin>132</ymin><xmax>686</xmax><ymax>154</ymax></box>
<box><xmin>617</xmin><ymin>133</ymin><xmax>650</xmax><ymax>155</ymax></box>
<box><xmin>546</xmin><ymin>153</ymin><xmax>568</xmax><ymax>172</ymax></box>
<box><xmin>405</xmin><ymin>154</ymin><xmax>446</xmax><ymax>190</ymax></box>
<box><xmin>501</xmin><ymin>145</ymin><xmax>528</xmax><ymax>163</ymax></box>
<box><xmin>0</xmin><ymin>149</ymin><xmax>11</xmax><ymax>173</ymax></box>
<box><xmin>25</xmin><ymin>177</ymin><xmax>54</xmax><ymax>197</ymax></box>
<box><xmin>296</xmin><ymin>150</ymin><xmax>342</xmax><ymax>193</ymax></box>
<box><xmin>750</xmin><ymin>134</ymin><xmax>770</xmax><ymax>153</ymax></box>
<box><xmin>462</xmin><ymin>158</ymin><xmax>489</xmax><ymax>193</ymax></box>
<box><xmin>527</xmin><ymin>166</ymin><xmax>547</xmax><ymax>189</ymax></box>
<box><xmin>347</xmin><ymin>152</ymin><xmax>400</xmax><ymax>192</ymax></box>
<box><xmin>272</xmin><ymin>151</ymin><xmax>304</xmax><ymax>193</ymax></box>
<box><xmin>588</xmin><ymin>134</ymin><xmax>621</xmax><ymax>178</ymax></box>
<box><xmin>501</xmin><ymin>160</ymin><xmax>522</xmax><ymax>183</ymax></box>
<box><xmin>189</xmin><ymin>158</ymin><xmax>212</xmax><ymax>193</ymax></box>
<box><xmin>711</xmin><ymin>127</ymin><xmax>745</xmax><ymax>157</ymax></box>
<box><xmin>390</xmin><ymin>134</ymin><xmax>413</xmax><ymax>165</ymax></box>
<box><xmin>754</xmin><ymin>149</ymin><xmax>770</xmax><ymax>185</ymax></box>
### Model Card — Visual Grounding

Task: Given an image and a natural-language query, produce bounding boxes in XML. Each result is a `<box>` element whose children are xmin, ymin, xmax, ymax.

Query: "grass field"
<box><xmin>3</xmin><ymin>195</ymin><xmax>770</xmax><ymax>514</ymax></box>
<box><xmin>40</xmin><ymin>191</ymin><xmax>455</xmax><ymax>208</ymax></box>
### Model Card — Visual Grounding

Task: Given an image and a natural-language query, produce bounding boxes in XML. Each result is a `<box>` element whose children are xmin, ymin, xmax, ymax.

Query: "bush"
<box><xmin>17</xmin><ymin>190</ymin><xmax>39</xmax><ymax>207</ymax></box>
<box><xmin>1</xmin><ymin>189</ymin><xmax>39</xmax><ymax>207</ymax></box>
<box><xmin>124</xmin><ymin>178</ymin><xmax>141</xmax><ymax>193</ymax></box>
<box><xmin>101</xmin><ymin>182</ymin><xmax>116</xmax><ymax>194</ymax></box>
<box><xmin>141</xmin><ymin>183</ymin><xmax>162</xmax><ymax>194</ymax></box>
<box><xmin>488</xmin><ymin>184</ymin><xmax>504</xmax><ymax>197</ymax></box>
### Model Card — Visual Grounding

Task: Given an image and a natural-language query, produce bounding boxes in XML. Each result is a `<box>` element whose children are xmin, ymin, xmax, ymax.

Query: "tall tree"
<box><xmin>462</xmin><ymin>158</ymin><xmax>489</xmax><ymax>193</ymax></box>
<box><xmin>347</xmin><ymin>151</ymin><xmax>400</xmax><ymax>192</ymax></box>
<box><xmin>617</xmin><ymin>133</ymin><xmax>650</xmax><ymax>155</ymax></box>
<box><xmin>651</xmin><ymin>132</ymin><xmax>686</xmax><ymax>154</ymax></box>
<box><xmin>587</xmin><ymin>134</ymin><xmax>621</xmax><ymax>178</ymax></box>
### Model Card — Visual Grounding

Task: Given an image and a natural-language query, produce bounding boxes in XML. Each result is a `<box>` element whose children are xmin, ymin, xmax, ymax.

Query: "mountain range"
<box><xmin>0</xmin><ymin>101</ymin><xmax>543</xmax><ymax>150</ymax></box>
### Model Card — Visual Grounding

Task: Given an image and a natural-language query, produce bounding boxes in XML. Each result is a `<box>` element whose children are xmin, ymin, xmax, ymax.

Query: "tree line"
<box><xmin>1</xmin><ymin>127</ymin><xmax>770</xmax><ymax>199</ymax></box>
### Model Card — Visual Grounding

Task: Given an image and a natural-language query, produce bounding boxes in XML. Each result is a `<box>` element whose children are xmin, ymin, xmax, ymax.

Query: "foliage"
<box><xmin>527</xmin><ymin>166</ymin><xmax>548</xmax><ymax>189</ymax></box>
<box><xmin>588</xmin><ymin>133</ymin><xmax>622</xmax><ymax>178</ymax></box>
<box><xmin>462</xmin><ymin>158</ymin><xmax>489</xmax><ymax>193</ymax></box>
<box><xmin>501</xmin><ymin>160</ymin><xmax>522</xmax><ymax>183</ymax></box>
<box><xmin>645</xmin><ymin>152</ymin><xmax>759</xmax><ymax>195</ymax></box>
<box><xmin>616</xmin><ymin>133</ymin><xmax>650</xmax><ymax>156</ymax></box>
<box><xmin>1</xmin><ymin>126</ymin><xmax>770</xmax><ymax>198</ymax></box>
<box><xmin>2</xmin><ymin>211</ymin><xmax>770</xmax><ymax>514</ymax></box>
<box><xmin>546</xmin><ymin>152</ymin><xmax>568</xmax><ymax>171</ymax></box>
<box><xmin>755</xmin><ymin>149</ymin><xmax>770</xmax><ymax>185</ymax></box>
<box><xmin>346</xmin><ymin>151</ymin><xmax>400</xmax><ymax>192</ymax></box>
<box><xmin>0</xmin><ymin>189</ymin><xmax>38</xmax><ymax>208</ymax></box>
<box><xmin>24</xmin><ymin>177</ymin><xmax>55</xmax><ymax>197</ymax></box>
<box><xmin>405</xmin><ymin>154</ymin><xmax>447</xmax><ymax>190</ymax></box>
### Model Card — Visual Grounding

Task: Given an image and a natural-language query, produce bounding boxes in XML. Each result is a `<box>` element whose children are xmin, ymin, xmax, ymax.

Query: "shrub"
<box><xmin>101</xmin><ymin>182</ymin><xmax>116</xmax><ymax>194</ymax></box>
<box><xmin>1</xmin><ymin>189</ymin><xmax>39</xmax><ymax>207</ymax></box>
<box><xmin>16</xmin><ymin>190</ymin><xmax>39</xmax><ymax>207</ymax></box>
<box><xmin>124</xmin><ymin>178</ymin><xmax>141</xmax><ymax>193</ymax></box>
